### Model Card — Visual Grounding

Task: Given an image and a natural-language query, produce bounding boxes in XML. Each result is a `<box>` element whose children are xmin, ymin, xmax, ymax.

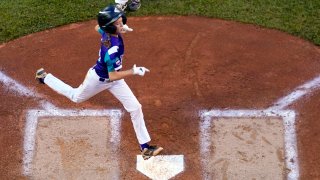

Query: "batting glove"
<box><xmin>122</xmin><ymin>24</ymin><xmax>133</xmax><ymax>32</ymax></box>
<box><xmin>132</xmin><ymin>64</ymin><xmax>150</xmax><ymax>76</ymax></box>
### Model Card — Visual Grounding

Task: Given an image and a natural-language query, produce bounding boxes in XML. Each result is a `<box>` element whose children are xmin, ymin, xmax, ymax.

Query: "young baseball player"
<box><xmin>35</xmin><ymin>4</ymin><xmax>163</xmax><ymax>160</ymax></box>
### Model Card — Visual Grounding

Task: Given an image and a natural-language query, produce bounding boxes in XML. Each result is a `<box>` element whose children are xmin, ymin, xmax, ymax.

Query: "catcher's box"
<box><xmin>206</xmin><ymin>117</ymin><xmax>286</xmax><ymax>179</ymax></box>
<box><xmin>30</xmin><ymin>116</ymin><xmax>119</xmax><ymax>179</ymax></box>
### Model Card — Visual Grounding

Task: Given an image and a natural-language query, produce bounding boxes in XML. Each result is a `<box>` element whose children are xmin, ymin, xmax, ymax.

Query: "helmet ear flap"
<box><xmin>103</xmin><ymin>25</ymin><xmax>117</xmax><ymax>34</ymax></box>
<box><xmin>102</xmin><ymin>14</ymin><xmax>126</xmax><ymax>34</ymax></box>
<box><xmin>122</xmin><ymin>14</ymin><xmax>127</xmax><ymax>25</ymax></box>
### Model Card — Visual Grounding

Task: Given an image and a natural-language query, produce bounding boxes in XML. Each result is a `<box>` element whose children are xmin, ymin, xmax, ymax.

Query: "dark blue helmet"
<box><xmin>97</xmin><ymin>5</ymin><xmax>124</xmax><ymax>33</ymax></box>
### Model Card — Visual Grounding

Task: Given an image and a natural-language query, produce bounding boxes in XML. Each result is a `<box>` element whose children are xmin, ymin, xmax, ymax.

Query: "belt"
<box><xmin>99</xmin><ymin>77</ymin><xmax>109</xmax><ymax>82</ymax></box>
<box><xmin>99</xmin><ymin>77</ymin><xmax>111</xmax><ymax>82</ymax></box>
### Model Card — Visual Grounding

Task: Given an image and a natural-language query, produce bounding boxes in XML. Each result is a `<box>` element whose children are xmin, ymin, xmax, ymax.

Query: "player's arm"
<box><xmin>108</xmin><ymin>65</ymin><xmax>149</xmax><ymax>81</ymax></box>
<box><xmin>95</xmin><ymin>25</ymin><xmax>104</xmax><ymax>34</ymax></box>
<box><xmin>108</xmin><ymin>69</ymin><xmax>134</xmax><ymax>81</ymax></box>
<box><xmin>95</xmin><ymin>25</ymin><xmax>99</xmax><ymax>31</ymax></box>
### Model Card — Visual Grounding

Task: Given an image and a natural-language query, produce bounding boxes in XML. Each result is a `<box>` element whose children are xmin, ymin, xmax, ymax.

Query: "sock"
<box><xmin>140</xmin><ymin>143</ymin><xmax>149</xmax><ymax>150</ymax></box>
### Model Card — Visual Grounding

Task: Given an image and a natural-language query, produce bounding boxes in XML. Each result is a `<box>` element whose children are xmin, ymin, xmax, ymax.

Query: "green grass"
<box><xmin>1</xmin><ymin>0</ymin><xmax>319</xmax><ymax>45</ymax></box>
<box><xmin>0</xmin><ymin>0</ymin><xmax>111</xmax><ymax>42</ymax></box>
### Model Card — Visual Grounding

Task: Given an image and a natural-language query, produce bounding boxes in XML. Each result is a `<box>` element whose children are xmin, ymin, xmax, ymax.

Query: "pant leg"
<box><xmin>108</xmin><ymin>79</ymin><xmax>151</xmax><ymax>144</ymax></box>
<box><xmin>44</xmin><ymin>68</ymin><xmax>108</xmax><ymax>103</ymax></box>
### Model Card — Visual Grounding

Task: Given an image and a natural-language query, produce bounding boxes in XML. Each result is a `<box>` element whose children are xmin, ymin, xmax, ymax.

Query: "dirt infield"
<box><xmin>0</xmin><ymin>16</ymin><xmax>320</xmax><ymax>179</ymax></box>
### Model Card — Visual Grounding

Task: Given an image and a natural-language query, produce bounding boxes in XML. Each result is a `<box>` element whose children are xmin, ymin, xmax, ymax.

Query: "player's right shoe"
<box><xmin>141</xmin><ymin>145</ymin><xmax>163</xmax><ymax>160</ymax></box>
<box><xmin>35</xmin><ymin>68</ymin><xmax>47</xmax><ymax>84</ymax></box>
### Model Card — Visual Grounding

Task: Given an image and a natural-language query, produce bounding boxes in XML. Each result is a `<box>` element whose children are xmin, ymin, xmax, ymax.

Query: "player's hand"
<box><xmin>132</xmin><ymin>64</ymin><xmax>150</xmax><ymax>76</ymax></box>
<box><xmin>121</xmin><ymin>24</ymin><xmax>133</xmax><ymax>33</ymax></box>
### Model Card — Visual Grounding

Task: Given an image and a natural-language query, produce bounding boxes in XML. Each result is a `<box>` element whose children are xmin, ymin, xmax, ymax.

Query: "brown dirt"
<box><xmin>0</xmin><ymin>16</ymin><xmax>319</xmax><ymax>179</ymax></box>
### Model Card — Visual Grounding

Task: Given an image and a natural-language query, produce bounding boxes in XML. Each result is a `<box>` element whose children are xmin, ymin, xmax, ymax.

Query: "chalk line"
<box><xmin>0</xmin><ymin>70</ymin><xmax>57</xmax><ymax>109</ymax></box>
<box><xmin>269</xmin><ymin>75</ymin><xmax>320</xmax><ymax>110</ymax></box>
<box><xmin>0</xmin><ymin>71</ymin><xmax>39</xmax><ymax>98</ymax></box>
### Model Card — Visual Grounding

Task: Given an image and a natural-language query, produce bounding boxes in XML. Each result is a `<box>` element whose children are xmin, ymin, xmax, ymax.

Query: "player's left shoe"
<box><xmin>141</xmin><ymin>145</ymin><xmax>163</xmax><ymax>160</ymax></box>
<box><xmin>35</xmin><ymin>68</ymin><xmax>47</xmax><ymax>84</ymax></box>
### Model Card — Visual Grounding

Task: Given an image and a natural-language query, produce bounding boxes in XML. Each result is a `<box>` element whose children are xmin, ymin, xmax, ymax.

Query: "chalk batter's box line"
<box><xmin>199</xmin><ymin>109</ymin><xmax>299</xmax><ymax>180</ymax></box>
<box><xmin>22</xmin><ymin>108</ymin><xmax>123</xmax><ymax>176</ymax></box>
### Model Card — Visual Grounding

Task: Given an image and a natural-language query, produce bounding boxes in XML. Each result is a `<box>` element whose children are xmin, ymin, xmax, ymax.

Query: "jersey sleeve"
<box><xmin>97</xmin><ymin>28</ymin><xmax>104</xmax><ymax>35</ymax></box>
<box><xmin>103</xmin><ymin>46</ymin><xmax>123</xmax><ymax>72</ymax></box>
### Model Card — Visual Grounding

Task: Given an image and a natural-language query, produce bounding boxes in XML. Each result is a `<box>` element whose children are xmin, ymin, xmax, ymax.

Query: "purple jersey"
<box><xmin>94</xmin><ymin>29</ymin><xmax>124</xmax><ymax>78</ymax></box>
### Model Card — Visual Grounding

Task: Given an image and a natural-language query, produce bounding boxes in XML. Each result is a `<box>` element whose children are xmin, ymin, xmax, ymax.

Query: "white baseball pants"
<box><xmin>44</xmin><ymin>68</ymin><xmax>151</xmax><ymax>144</ymax></box>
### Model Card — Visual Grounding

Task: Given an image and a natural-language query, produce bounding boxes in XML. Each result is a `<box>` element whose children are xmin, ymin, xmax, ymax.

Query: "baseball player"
<box><xmin>35</xmin><ymin>4</ymin><xmax>163</xmax><ymax>160</ymax></box>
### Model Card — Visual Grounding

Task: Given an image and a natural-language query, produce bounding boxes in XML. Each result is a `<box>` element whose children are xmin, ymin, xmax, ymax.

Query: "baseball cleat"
<box><xmin>35</xmin><ymin>68</ymin><xmax>47</xmax><ymax>84</ymax></box>
<box><xmin>141</xmin><ymin>145</ymin><xmax>163</xmax><ymax>160</ymax></box>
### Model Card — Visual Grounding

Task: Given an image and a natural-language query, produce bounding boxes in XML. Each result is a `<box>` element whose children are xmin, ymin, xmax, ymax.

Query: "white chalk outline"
<box><xmin>23</xmin><ymin>108</ymin><xmax>123</xmax><ymax>176</ymax></box>
<box><xmin>200</xmin><ymin>109</ymin><xmax>298</xmax><ymax>180</ymax></box>
<box><xmin>200</xmin><ymin>75</ymin><xmax>320</xmax><ymax>180</ymax></box>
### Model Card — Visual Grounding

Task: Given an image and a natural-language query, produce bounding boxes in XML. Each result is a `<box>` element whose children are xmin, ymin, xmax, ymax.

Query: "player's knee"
<box><xmin>71</xmin><ymin>97</ymin><xmax>85</xmax><ymax>103</ymax></box>
<box><xmin>128</xmin><ymin>103</ymin><xmax>143</xmax><ymax>120</ymax></box>
<box><xmin>135</xmin><ymin>103</ymin><xmax>142</xmax><ymax>111</ymax></box>
<box><xmin>128</xmin><ymin>102</ymin><xmax>142</xmax><ymax>113</ymax></box>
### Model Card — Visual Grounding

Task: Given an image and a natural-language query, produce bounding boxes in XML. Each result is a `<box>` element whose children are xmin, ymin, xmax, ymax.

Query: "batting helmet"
<box><xmin>98</xmin><ymin>5</ymin><xmax>124</xmax><ymax>34</ymax></box>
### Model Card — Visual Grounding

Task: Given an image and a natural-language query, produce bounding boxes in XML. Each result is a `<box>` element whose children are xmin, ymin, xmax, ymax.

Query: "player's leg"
<box><xmin>42</xmin><ymin>68</ymin><xmax>108</xmax><ymax>103</ymax></box>
<box><xmin>108</xmin><ymin>79</ymin><xmax>163</xmax><ymax>159</ymax></box>
<box><xmin>108</xmin><ymin>79</ymin><xmax>150</xmax><ymax>143</ymax></box>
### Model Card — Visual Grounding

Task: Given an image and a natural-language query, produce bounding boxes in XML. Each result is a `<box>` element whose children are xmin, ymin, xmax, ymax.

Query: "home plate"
<box><xmin>136</xmin><ymin>155</ymin><xmax>184</xmax><ymax>180</ymax></box>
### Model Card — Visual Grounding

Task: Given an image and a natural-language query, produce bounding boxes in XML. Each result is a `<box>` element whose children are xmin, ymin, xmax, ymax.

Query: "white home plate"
<box><xmin>136</xmin><ymin>155</ymin><xmax>184</xmax><ymax>180</ymax></box>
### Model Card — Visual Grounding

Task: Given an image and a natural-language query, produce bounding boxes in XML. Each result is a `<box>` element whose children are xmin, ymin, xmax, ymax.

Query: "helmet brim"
<box><xmin>99</xmin><ymin>11</ymin><xmax>123</xmax><ymax>26</ymax></box>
